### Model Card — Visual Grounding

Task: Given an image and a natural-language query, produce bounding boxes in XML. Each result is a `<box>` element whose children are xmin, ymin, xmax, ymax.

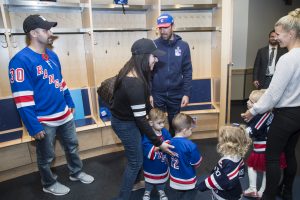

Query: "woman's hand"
<box><xmin>241</xmin><ymin>110</ymin><xmax>254</xmax><ymax>122</ymax></box>
<box><xmin>159</xmin><ymin>142</ymin><xmax>175</xmax><ymax>156</ymax></box>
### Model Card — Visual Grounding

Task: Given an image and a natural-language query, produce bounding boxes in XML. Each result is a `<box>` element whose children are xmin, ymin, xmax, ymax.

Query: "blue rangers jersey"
<box><xmin>197</xmin><ymin>156</ymin><xmax>245</xmax><ymax>200</ymax></box>
<box><xmin>8</xmin><ymin>47</ymin><xmax>74</xmax><ymax>136</ymax></box>
<box><xmin>246</xmin><ymin>112</ymin><xmax>273</xmax><ymax>153</ymax></box>
<box><xmin>142</xmin><ymin>128</ymin><xmax>172</xmax><ymax>184</ymax></box>
<box><xmin>168</xmin><ymin>137</ymin><xmax>202</xmax><ymax>190</ymax></box>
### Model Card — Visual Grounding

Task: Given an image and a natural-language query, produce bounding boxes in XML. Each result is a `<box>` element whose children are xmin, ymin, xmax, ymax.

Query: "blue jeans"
<box><xmin>36</xmin><ymin>119</ymin><xmax>82</xmax><ymax>187</ymax></box>
<box><xmin>111</xmin><ymin>116</ymin><xmax>143</xmax><ymax>200</ymax></box>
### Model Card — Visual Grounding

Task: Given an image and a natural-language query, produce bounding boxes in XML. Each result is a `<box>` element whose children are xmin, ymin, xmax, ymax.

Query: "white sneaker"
<box><xmin>132</xmin><ymin>180</ymin><xmax>145</xmax><ymax>191</ymax></box>
<box><xmin>143</xmin><ymin>191</ymin><xmax>151</xmax><ymax>200</ymax></box>
<box><xmin>43</xmin><ymin>182</ymin><xmax>70</xmax><ymax>196</ymax></box>
<box><xmin>69</xmin><ymin>172</ymin><xmax>94</xmax><ymax>184</ymax></box>
<box><xmin>158</xmin><ymin>190</ymin><xmax>168</xmax><ymax>200</ymax></box>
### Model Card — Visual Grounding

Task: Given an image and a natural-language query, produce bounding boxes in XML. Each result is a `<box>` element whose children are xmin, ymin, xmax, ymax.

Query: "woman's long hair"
<box><xmin>114</xmin><ymin>53</ymin><xmax>151</xmax><ymax>96</ymax></box>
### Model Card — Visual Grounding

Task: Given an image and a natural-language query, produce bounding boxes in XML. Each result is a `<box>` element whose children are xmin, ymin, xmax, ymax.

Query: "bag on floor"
<box><xmin>97</xmin><ymin>76</ymin><xmax>117</xmax><ymax>108</ymax></box>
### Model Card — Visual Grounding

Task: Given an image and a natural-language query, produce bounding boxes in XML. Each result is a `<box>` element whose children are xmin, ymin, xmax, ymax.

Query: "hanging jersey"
<box><xmin>142</xmin><ymin>128</ymin><xmax>172</xmax><ymax>184</ymax></box>
<box><xmin>197</xmin><ymin>156</ymin><xmax>245</xmax><ymax>200</ymax></box>
<box><xmin>167</xmin><ymin>137</ymin><xmax>202</xmax><ymax>190</ymax></box>
<box><xmin>8</xmin><ymin>47</ymin><xmax>75</xmax><ymax>136</ymax></box>
<box><xmin>246</xmin><ymin>112</ymin><xmax>273</xmax><ymax>153</ymax></box>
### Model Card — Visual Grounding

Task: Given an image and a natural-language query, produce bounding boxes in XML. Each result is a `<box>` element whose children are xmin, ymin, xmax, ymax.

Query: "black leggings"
<box><xmin>263</xmin><ymin>107</ymin><xmax>300</xmax><ymax>199</ymax></box>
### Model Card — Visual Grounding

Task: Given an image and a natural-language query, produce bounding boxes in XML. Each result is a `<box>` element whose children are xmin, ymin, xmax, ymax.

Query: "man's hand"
<box><xmin>34</xmin><ymin>130</ymin><xmax>46</xmax><ymax>140</ymax></box>
<box><xmin>181</xmin><ymin>95</ymin><xmax>189</xmax><ymax>107</ymax></box>
<box><xmin>253</xmin><ymin>80</ymin><xmax>260</xmax><ymax>89</ymax></box>
<box><xmin>70</xmin><ymin>108</ymin><xmax>75</xmax><ymax>114</ymax></box>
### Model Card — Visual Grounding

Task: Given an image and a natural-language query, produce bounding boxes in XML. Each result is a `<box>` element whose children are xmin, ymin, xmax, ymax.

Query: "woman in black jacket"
<box><xmin>111</xmin><ymin>38</ymin><xmax>174</xmax><ymax>200</ymax></box>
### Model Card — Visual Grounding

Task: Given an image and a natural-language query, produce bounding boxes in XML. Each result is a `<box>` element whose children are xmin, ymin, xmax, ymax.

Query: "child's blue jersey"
<box><xmin>142</xmin><ymin>128</ymin><xmax>172</xmax><ymax>184</ymax></box>
<box><xmin>168</xmin><ymin>137</ymin><xmax>202</xmax><ymax>190</ymax></box>
<box><xmin>197</xmin><ymin>156</ymin><xmax>245</xmax><ymax>200</ymax></box>
<box><xmin>8</xmin><ymin>47</ymin><xmax>74</xmax><ymax>136</ymax></box>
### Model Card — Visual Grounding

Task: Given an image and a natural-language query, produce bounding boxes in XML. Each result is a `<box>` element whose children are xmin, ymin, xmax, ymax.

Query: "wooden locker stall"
<box><xmin>0</xmin><ymin>0</ymin><xmax>233</xmax><ymax>182</ymax></box>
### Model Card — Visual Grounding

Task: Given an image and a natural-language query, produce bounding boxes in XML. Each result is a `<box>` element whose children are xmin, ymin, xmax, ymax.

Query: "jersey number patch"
<box><xmin>10</xmin><ymin>68</ymin><xmax>25</xmax><ymax>83</ymax></box>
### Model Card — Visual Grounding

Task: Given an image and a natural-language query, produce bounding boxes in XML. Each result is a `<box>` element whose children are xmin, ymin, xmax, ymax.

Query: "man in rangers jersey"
<box><xmin>142</xmin><ymin>108</ymin><xmax>172</xmax><ymax>200</ymax></box>
<box><xmin>196</xmin><ymin>126</ymin><xmax>251</xmax><ymax>200</ymax></box>
<box><xmin>167</xmin><ymin>113</ymin><xmax>202</xmax><ymax>200</ymax></box>
<box><xmin>8</xmin><ymin>15</ymin><xmax>94</xmax><ymax>196</ymax></box>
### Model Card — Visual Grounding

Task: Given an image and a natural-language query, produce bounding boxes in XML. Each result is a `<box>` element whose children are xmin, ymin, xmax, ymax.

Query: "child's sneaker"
<box><xmin>43</xmin><ymin>181</ymin><xmax>70</xmax><ymax>196</ymax></box>
<box><xmin>243</xmin><ymin>187</ymin><xmax>259</xmax><ymax>198</ymax></box>
<box><xmin>158</xmin><ymin>190</ymin><xmax>168</xmax><ymax>200</ymax></box>
<box><xmin>143</xmin><ymin>190</ymin><xmax>151</xmax><ymax>200</ymax></box>
<box><xmin>69</xmin><ymin>172</ymin><xmax>94</xmax><ymax>184</ymax></box>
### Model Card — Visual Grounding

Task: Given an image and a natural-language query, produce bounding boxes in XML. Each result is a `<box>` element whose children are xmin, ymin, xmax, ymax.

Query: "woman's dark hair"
<box><xmin>114</xmin><ymin>53</ymin><xmax>151</xmax><ymax>96</ymax></box>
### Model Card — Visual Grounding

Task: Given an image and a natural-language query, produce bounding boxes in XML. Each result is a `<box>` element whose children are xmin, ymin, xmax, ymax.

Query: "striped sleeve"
<box><xmin>125</xmin><ymin>81</ymin><xmax>162</xmax><ymax>147</ymax></box>
<box><xmin>142</xmin><ymin>135</ymin><xmax>158</xmax><ymax>160</ymax></box>
<box><xmin>61</xmin><ymin>79</ymin><xmax>75</xmax><ymax>108</ymax></box>
<box><xmin>9</xmin><ymin>58</ymin><xmax>44</xmax><ymax>136</ymax></box>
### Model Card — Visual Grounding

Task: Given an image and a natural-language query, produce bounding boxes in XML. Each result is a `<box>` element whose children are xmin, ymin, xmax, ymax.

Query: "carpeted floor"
<box><xmin>0</xmin><ymin>101</ymin><xmax>299</xmax><ymax>200</ymax></box>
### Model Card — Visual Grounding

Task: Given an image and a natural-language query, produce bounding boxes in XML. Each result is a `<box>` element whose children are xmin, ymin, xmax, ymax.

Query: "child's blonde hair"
<box><xmin>172</xmin><ymin>113</ymin><xmax>195</xmax><ymax>133</ymax></box>
<box><xmin>148</xmin><ymin>108</ymin><xmax>166</xmax><ymax>121</ymax></box>
<box><xmin>217</xmin><ymin>126</ymin><xmax>252</xmax><ymax>157</ymax></box>
<box><xmin>249</xmin><ymin>89</ymin><xmax>266</xmax><ymax>103</ymax></box>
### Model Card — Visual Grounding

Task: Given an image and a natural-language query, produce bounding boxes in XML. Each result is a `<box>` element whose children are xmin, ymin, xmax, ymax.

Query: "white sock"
<box><xmin>247</xmin><ymin>167</ymin><xmax>257</xmax><ymax>191</ymax></box>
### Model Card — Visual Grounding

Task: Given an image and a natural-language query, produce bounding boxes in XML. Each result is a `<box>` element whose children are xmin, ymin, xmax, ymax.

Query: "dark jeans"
<box><xmin>36</xmin><ymin>119</ymin><xmax>82</xmax><ymax>187</ymax></box>
<box><xmin>152</xmin><ymin>92</ymin><xmax>182</xmax><ymax>137</ymax></box>
<box><xmin>262</xmin><ymin>107</ymin><xmax>300</xmax><ymax>199</ymax></box>
<box><xmin>111</xmin><ymin>116</ymin><xmax>143</xmax><ymax>200</ymax></box>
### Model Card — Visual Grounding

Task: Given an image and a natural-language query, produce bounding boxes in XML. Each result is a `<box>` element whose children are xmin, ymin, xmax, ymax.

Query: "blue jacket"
<box><xmin>153</xmin><ymin>34</ymin><xmax>192</xmax><ymax>97</ymax></box>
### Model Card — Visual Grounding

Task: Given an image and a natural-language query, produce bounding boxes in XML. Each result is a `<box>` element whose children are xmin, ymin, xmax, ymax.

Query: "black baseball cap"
<box><xmin>131</xmin><ymin>38</ymin><xmax>165</xmax><ymax>57</ymax></box>
<box><xmin>23</xmin><ymin>15</ymin><xmax>57</xmax><ymax>33</ymax></box>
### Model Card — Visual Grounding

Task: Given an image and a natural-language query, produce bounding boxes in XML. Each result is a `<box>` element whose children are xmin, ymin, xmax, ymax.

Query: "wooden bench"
<box><xmin>0</xmin><ymin>98</ymin><xmax>29</xmax><ymax>148</ymax></box>
<box><xmin>181</xmin><ymin>78</ymin><xmax>219</xmax><ymax>139</ymax></box>
<box><xmin>69</xmin><ymin>88</ymin><xmax>97</xmax><ymax>131</ymax></box>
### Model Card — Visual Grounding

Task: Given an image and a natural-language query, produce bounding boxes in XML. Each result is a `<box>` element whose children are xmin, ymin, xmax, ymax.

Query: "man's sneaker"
<box><xmin>69</xmin><ymin>172</ymin><xmax>94</xmax><ymax>184</ymax></box>
<box><xmin>43</xmin><ymin>182</ymin><xmax>70</xmax><ymax>196</ymax></box>
<box><xmin>132</xmin><ymin>180</ymin><xmax>145</xmax><ymax>191</ymax></box>
<box><xmin>243</xmin><ymin>187</ymin><xmax>259</xmax><ymax>198</ymax></box>
<box><xmin>158</xmin><ymin>190</ymin><xmax>168</xmax><ymax>200</ymax></box>
<box><xmin>142</xmin><ymin>191</ymin><xmax>151</xmax><ymax>200</ymax></box>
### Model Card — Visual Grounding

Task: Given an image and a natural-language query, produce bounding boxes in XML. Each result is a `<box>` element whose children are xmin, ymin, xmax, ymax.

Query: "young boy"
<box><xmin>142</xmin><ymin>108</ymin><xmax>172</xmax><ymax>200</ymax></box>
<box><xmin>168</xmin><ymin>113</ymin><xmax>202</xmax><ymax>200</ymax></box>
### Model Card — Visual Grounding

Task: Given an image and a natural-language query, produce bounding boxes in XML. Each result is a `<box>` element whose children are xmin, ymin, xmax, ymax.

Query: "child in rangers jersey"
<box><xmin>167</xmin><ymin>113</ymin><xmax>202</xmax><ymax>200</ymax></box>
<box><xmin>142</xmin><ymin>108</ymin><xmax>172</xmax><ymax>200</ymax></box>
<box><xmin>196</xmin><ymin>125</ymin><xmax>252</xmax><ymax>200</ymax></box>
<box><xmin>243</xmin><ymin>90</ymin><xmax>287</xmax><ymax>199</ymax></box>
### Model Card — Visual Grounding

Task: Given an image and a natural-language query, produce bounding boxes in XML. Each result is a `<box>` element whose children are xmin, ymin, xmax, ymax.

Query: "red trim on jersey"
<box><xmin>255</xmin><ymin>112</ymin><xmax>270</xmax><ymax>129</ymax></box>
<box><xmin>144</xmin><ymin>172</ymin><xmax>169</xmax><ymax>180</ymax></box>
<box><xmin>38</xmin><ymin>109</ymin><xmax>71</xmax><ymax>122</ymax></box>
<box><xmin>253</xmin><ymin>143</ymin><xmax>267</xmax><ymax>149</ymax></box>
<box><xmin>207</xmin><ymin>176</ymin><xmax>217</xmax><ymax>189</ymax></box>
<box><xmin>170</xmin><ymin>176</ymin><xmax>196</xmax><ymax>184</ymax></box>
<box><xmin>14</xmin><ymin>95</ymin><xmax>34</xmax><ymax>103</ymax></box>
